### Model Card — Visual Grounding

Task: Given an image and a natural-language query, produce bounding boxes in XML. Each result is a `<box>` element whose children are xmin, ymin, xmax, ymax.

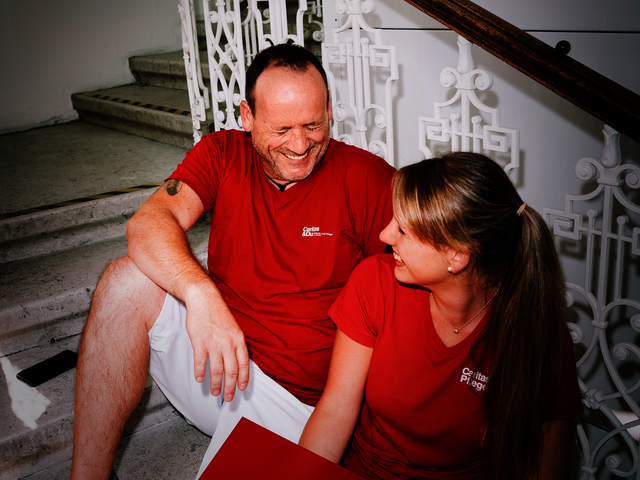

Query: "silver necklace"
<box><xmin>431</xmin><ymin>286</ymin><xmax>500</xmax><ymax>334</ymax></box>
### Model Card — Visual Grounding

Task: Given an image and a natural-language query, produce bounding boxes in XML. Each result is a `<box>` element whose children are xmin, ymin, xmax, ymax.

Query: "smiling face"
<box><xmin>379</xmin><ymin>216</ymin><xmax>453</xmax><ymax>288</ymax></box>
<box><xmin>240</xmin><ymin>65</ymin><xmax>332</xmax><ymax>184</ymax></box>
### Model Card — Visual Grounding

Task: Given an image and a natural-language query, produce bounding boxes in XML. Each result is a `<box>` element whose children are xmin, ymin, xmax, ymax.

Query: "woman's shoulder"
<box><xmin>340</xmin><ymin>254</ymin><xmax>398</xmax><ymax>302</ymax></box>
<box><xmin>331</xmin><ymin>254</ymin><xmax>395</xmax><ymax>340</ymax></box>
<box><xmin>353</xmin><ymin>253</ymin><xmax>395</xmax><ymax>278</ymax></box>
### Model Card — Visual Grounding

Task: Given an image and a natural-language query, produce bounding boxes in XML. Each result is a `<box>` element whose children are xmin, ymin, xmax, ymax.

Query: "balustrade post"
<box><xmin>179</xmin><ymin>0</ymin><xmax>211</xmax><ymax>143</ymax></box>
<box><xmin>322</xmin><ymin>0</ymin><xmax>398</xmax><ymax>166</ymax></box>
<box><xmin>418</xmin><ymin>35</ymin><xmax>519</xmax><ymax>175</ymax></box>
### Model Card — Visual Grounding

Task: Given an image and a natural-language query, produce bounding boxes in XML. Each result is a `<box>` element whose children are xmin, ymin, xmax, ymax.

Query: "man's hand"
<box><xmin>184</xmin><ymin>284</ymin><xmax>251</xmax><ymax>401</ymax></box>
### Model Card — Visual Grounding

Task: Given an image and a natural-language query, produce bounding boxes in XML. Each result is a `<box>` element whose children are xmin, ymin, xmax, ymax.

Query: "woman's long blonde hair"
<box><xmin>393</xmin><ymin>152</ymin><xmax>566</xmax><ymax>480</ymax></box>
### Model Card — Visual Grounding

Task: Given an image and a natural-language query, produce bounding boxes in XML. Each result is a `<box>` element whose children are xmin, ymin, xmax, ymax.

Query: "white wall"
<box><xmin>0</xmin><ymin>0</ymin><xmax>183</xmax><ymax>134</ymax></box>
<box><xmin>352</xmin><ymin>0</ymin><xmax>640</xmax><ymax>32</ymax></box>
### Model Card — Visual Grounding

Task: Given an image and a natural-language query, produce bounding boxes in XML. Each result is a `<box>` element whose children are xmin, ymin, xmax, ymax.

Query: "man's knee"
<box><xmin>100</xmin><ymin>255</ymin><xmax>148</xmax><ymax>287</ymax></box>
<box><xmin>90</xmin><ymin>255</ymin><xmax>166</xmax><ymax>332</ymax></box>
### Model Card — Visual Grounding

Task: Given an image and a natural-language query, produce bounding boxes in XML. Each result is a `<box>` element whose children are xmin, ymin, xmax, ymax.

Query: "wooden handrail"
<box><xmin>403</xmin><ymin>0</ymin><xmax>640</xmax><ymax>143</ymax></box>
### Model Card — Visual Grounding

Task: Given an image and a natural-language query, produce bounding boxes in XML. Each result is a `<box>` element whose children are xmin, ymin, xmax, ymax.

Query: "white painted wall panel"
<box><xmin>474</xmin><ymin>0</ymin><xmax>640</xmax><ymax>32</ymax></box>
<box><xmin>328</xmin><ymin>0</ymin><xmax>640</xmax><ymax>32</ymax></box>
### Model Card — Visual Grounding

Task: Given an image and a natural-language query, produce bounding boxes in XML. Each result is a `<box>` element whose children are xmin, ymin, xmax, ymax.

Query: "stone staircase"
<box><xmin>0</xmin><ymin>28</ymin><xmax>215</xmax><ymax>480</ymax></box>
<box><xmin>2</xmin><ymin>8</ymin><xmax>324</xmax><ymax>476</ymax></box>
<box><xmin>69</xmin><ymin>14</ymin><xmax>322</xmax><ymax>151</ymax></box>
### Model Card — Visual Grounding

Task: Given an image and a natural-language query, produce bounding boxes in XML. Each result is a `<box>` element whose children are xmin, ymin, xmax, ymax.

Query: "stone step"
<box><xmin>129</xmin><ymin>50</ymin><xmax>234</xmax><ymax>96</ymax></box>
<box><xmin>130</xmin><ymin>50</ymin><xmax>210</xmax><ymax>91</ymax></box>
<box><xmin>71</xmin><ymin>84</ymin><xmax>213</xmax><ymax>149</ymax></box>
<box><xmin>0</xmin><ymin>335</ymin><xmax>206</xmax><ymax>480</ymax></box>
<box><xmin>1</xmin><ymin>121</ymin><xmax>191</xmax><ymax>265</ymax></box>
<box><xmin>0</xmin><ymin>216</ymin><xmax>210</xmax><ymax>357</ymax></box>
<box><xmin>0</xmin><ymin>122</ymin><xmax>188</xmax><ymax>220</ymax></box>
<box><xmin>0</xmin><ymin>236</ymin><xmax>126</xmax><ymax>357</ymax></box>
<box><xmin>0</xmin><ymin>215</ymin><xmax>210</xmax><ymax>479</ymax></box>
<box><xmin>0</xmin><ymin>189</ymin><xmax>155</xmax><ymax>265</ymax></box>
<box><xmin>129</xmin><ymin>14</ymin><xmax>322</xmax><ymax>93</ymax></box>
<box><xmin>1</xmin><ymin>120</ymin><xmax>212</xmax><ymax>478</ymax></box>
<box><xmin>20</xmin><ymin>414</ymin><xmax>209</xmax><ymax>480</ymax></box>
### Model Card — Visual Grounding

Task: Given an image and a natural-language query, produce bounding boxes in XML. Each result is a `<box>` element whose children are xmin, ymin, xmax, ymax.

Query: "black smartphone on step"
<box><xmin>16</xmin><ymin>350</ymin><xmax>78</xmax><ymax>387</ymax></box>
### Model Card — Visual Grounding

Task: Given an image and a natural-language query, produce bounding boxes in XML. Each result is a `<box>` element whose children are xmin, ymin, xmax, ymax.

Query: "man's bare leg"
<box><xmin>71</xmin><ymin>256</ymin><xmax>166</xmax><ymax>479</ymax></box>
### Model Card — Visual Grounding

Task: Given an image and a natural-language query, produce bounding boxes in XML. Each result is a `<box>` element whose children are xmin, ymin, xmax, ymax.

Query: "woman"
<box><xmin>299</xmin><ymin>152</ymin><xmax>583</xmax><ymax>479</ymax></box>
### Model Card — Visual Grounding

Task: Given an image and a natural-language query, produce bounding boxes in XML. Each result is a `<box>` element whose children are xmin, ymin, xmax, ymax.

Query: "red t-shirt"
<box><xmin>330</xmin><ymin>254</ymin><xmax>584</xmax><ymax>479</ymax></box>
<box><xmin>169</xmin><ymin>130</ymin><xmax>395</xmax><ymax>405</ymax></box>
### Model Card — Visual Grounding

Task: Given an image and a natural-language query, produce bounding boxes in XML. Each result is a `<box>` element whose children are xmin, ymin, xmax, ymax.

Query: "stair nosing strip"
<box><xmin>78</xmin><ymin>93</ymin><xmax>192</xmax><ymax>116</ymax></box>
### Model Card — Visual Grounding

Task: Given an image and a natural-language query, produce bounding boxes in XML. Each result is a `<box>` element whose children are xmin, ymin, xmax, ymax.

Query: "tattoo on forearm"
<box><xmin>166</xmin><ymin>179</ymin><xmax>183</xmax><ymax>196</ymax></box>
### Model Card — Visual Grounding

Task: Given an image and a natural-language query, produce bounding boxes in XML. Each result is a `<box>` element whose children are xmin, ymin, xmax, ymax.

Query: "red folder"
<box><xmin>200</xmin><ymin>417</ymin><xmax>363</xmax><ymax>479</ymax></box>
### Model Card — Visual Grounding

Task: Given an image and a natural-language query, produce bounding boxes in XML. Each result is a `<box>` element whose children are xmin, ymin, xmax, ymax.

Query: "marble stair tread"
<box><xmin>20</xmin><ymin>414</ymin><xmax>209</xmax><ymax>480</ymax></box>
<box><xmin>74</xmin><ymin>84</ymin><xmax>195</xmax><ymax>113</ymax></box>
<box><xmin>71</xmin><ymin>85</ymin><xmax>213</xmax><ymax>149</ymax></box>
<box><xmin>0</xmin><ymin>190</ymin><xmax>153</xmax><ymax>265</ymax></box>
<box><xmin>0</xmin><ymin>335</ymin><xmax>182</xmax><ymax>480</ymax></box>
<box><xmin>0</xmin><ymin>216</ymin><xmax>211</xmax><ymax>356</ymax></box>
<box><xmin>130</xmin><ymin>50</ymin><xmax>213</xmax><ymax>90</ymax></box>
<box><xmin>0</xmin><ymin>121</ymin><xmax>187</xmax><ymax>217</ymax></box>
<box><xmin>0</xmin><ymin>236</ymin><xmax>128</xmax><ymax>356</ymax></box>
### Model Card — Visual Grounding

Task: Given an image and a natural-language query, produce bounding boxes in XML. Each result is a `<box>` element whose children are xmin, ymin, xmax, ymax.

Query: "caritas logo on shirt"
<box><xmin>302</xmin><ymin>226</ymin><xmax>333</xmax><ymax>237</ymax></box>
<box><xmin>461</xmin><ymin>367</ymin><xmax>489</xmax><ymax>392</ymax></box>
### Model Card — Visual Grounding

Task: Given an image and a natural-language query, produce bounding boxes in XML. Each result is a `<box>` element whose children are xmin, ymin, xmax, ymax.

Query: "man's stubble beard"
<box><xmin>257</xmin><ymin>128</ymin><xmax>331</xmax><ymax>184</ymax></box>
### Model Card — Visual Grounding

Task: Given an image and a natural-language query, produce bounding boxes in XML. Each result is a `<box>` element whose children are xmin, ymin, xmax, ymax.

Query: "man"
<box><xmin>71</xmin><ymin>43</ymin><xmax>395</xmax><ymax>479</ymax></box>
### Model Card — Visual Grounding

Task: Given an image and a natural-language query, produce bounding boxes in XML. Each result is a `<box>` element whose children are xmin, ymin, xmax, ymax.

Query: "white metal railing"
<box><xmin>306</xmin><ymin>0</ymin><xmax>324</xmax><ymax>43</ymax></box>
<box><xmin>202</xmin><ymin>0</ymin><xmax>246</xmax><ymax>131</ymax></box>
<box><xmin>544</xmin><ymin>126</ymin><xmax>640</xmax><ymax>479</ymax></box>
<box><xmin>322</xmin><ymin>0</ymin><xmax>397</xmax><ymax>166</ymax></box>
<box><xmin>419</xmin><ymin>36</ymin><xmax>519</xmax><ymax>176</ymax></box>
<box><xmin>180</xmin><ymin>1</ymin><xmax>640</xmax><ymax>477</ymax></box>
<box><xmin>181</xmin><ymin>0</ymin><xmax>324</xmax><ymax>139</ymax></box>
<box><xmin>179</xmin><ymin>0</ymin><xmax>210</xmax><ymax>144</ymax></box>
<box><xmin>250</xmin><ymin>0</ymin><xmax>308</xmax><ymax>49</ymax></box>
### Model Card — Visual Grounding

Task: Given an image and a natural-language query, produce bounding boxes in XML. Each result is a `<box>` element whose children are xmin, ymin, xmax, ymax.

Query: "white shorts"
<box><xmin>148</xmin><ymin>293</ymin><xmax>315</xmax><ymax>479</ymax></box>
